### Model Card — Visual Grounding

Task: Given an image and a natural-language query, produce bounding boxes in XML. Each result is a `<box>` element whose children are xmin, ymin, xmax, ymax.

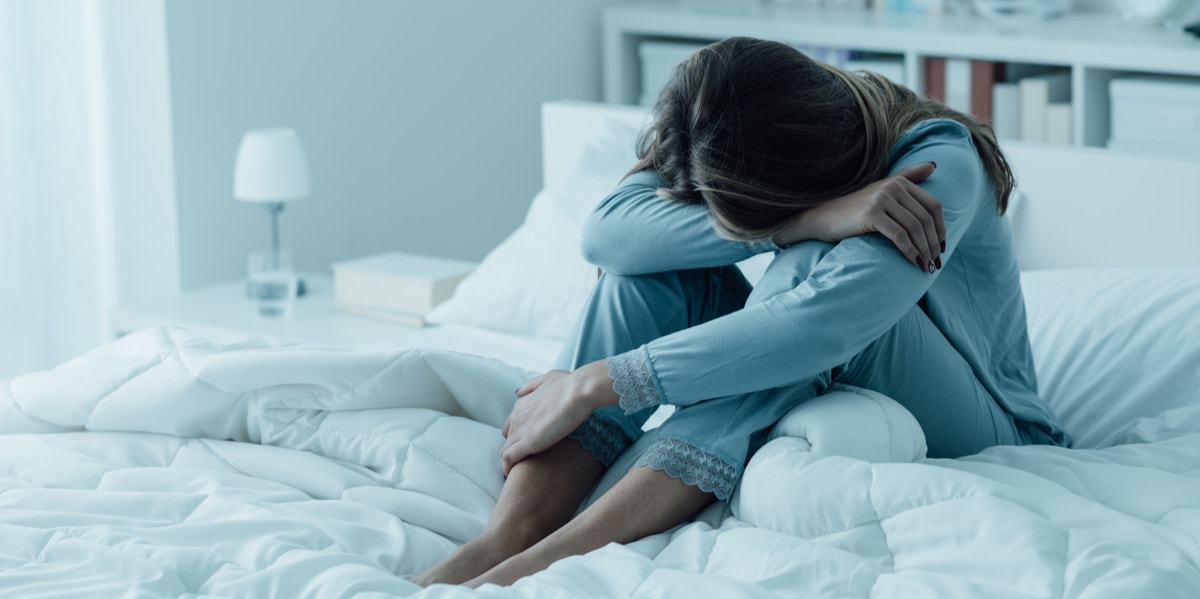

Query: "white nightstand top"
<box><xmin>109</xmin><ymin>274</ymin><xmax>422</xmax><ymax>348</ymax></box>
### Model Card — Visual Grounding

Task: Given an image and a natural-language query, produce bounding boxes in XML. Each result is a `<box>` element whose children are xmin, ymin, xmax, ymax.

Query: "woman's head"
<box><xmin>633</xmin><ymin>37</ymin><xmax>1013</xmax><ymax>241</ymax></box>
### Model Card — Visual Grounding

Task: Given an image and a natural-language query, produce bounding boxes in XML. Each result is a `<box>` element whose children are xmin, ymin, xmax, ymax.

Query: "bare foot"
<box><xmin>465</xmin><ymin>465</ymin><xmax>716</xmax><ymax>588</ymax></box>
<box><xmin>410</xmin><ymin>535</ymin><xmax>524</xmax><ymax>587</ymax></box>
<box><xmin>464</xmin><ymin>548</ymin><xmax>543</xmax><ymax>588</ymax></box>
<box><xmin>465</xmin><ymin>529</ymin><xmax>580</xmax><ymax>588</ymax></box>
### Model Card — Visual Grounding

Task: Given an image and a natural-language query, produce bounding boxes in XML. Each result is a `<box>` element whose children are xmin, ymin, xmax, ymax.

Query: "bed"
<box><xmin>2</xmin><ymin>100</ymin><xmax>1198</xmax><ymax>598</ymax></box>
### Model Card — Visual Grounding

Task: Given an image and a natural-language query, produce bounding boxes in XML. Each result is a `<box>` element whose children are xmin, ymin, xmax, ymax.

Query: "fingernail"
<box><xmin>927</xmin><ymin>260</ymin><xmax>936</xmax><ymax>274</ymax></box>
<box><xmin>940</xmin><ymin>240</ymin><xmax>946</xmax><ymax>252</ymax></box>
<box><xmin>928</xmin><ymin>161</ymin><xmax>937</xmax><ymax>168</ymax></box>
<box><xmin>935</xmin><ymin>256</ymin><xmax>942</xmax><ymax>270</ymax></box>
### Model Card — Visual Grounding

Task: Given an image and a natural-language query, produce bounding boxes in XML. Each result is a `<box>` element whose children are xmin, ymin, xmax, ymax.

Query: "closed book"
<box><xmin>925</xmin><ymin>56</ymin><xmax>946</xmax><ymax>102</ymax></box>
<box><xmin>335</xmin><ymin>303</ymin><xmax>427</xmax><ymax>327</ymax></box>
<box><xmin>1045</xmin><ymin>102</ymin><xmax>1072</xmax><ymax>145</ymax></box>
<box><xmin>945</xmin><ymin>58</ymin><xmax>972</xmax><ymax>114</ymax></box>
<box><xmin>332</xmin><ymin>252</ymin><xmax>477</xmax><ymax>316</ymax></box>
<box><xmin>1109</xmin><ymin>75</ymin><xmax>1200</xmax><ymax>151</ymax></box>
<box><xmin>970</xmin><ymin>60</ymin><xmax>1006</xmax><ymax>125</ymax></box>
<box><xmin>991</xmin><ymin>82</ymin><xmax>1020</xmax><ymax>140</ymax></box>
<box><xmin>1019</xmin><ymin>71</ymin><xmax>1071</xmax><ymax>143</ymax></box>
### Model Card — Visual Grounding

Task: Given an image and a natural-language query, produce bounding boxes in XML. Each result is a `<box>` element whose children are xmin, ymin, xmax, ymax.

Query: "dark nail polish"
<box><xmin>940</xmin><ymin>240</ymin><xmax>946</xmax><ymax>252</ymax></box>
<box><xmin>935</xmin><ymin>256</ymin><xmax>942</xmax><ymax>270</ymax></box>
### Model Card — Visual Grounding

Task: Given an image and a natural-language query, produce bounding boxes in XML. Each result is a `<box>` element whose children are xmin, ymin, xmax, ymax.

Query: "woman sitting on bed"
<box><xmin>413</xmin><ymin>36</ymin><xmax>1068</xmax><ymax>588</ymax></box>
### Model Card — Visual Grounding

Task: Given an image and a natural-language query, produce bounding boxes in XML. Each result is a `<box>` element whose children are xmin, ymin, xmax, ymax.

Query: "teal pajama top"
<box><xmin>581</xmin><ymin>118</ymin><xmax>1070</xmax><ymax>447</ymax></box>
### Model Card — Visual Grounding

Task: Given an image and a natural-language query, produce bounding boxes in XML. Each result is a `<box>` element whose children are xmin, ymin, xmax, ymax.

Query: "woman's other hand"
<box><xmin>773</xmin><ymin>162</ymin><xmax>944</xmax><ymax>271</ymax></box>
<box><xmin>500</xmin><ymin>361</ymin><xmax>618</xmax><ymax>476</ymax></box>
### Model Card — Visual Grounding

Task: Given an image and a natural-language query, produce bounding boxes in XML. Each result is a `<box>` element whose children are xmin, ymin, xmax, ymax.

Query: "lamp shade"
<box><xmin>233</xmin><ymin>128</ymin><xmax>311</xmax><ymax>202</ymax></box>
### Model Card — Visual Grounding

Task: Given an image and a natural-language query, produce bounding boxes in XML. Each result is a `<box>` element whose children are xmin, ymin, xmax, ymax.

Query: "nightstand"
<box><xmin>109</xmin><ymin>274</ymin><xmax>422</xmax><ymax>347</ymax></box>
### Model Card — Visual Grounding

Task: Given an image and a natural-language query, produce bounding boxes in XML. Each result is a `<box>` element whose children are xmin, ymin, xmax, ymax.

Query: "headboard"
<box><xmin>541</xmin><ymin>100</ymin><xmax>1200</xmax><ymax>270</ymax></box>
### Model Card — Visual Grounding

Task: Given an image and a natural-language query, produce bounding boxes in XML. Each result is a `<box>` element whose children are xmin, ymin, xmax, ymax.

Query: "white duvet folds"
<box><xmin>1</xmin><ymin>327</ymin><xmax>1198</xmax><ymax>598</ymax></box>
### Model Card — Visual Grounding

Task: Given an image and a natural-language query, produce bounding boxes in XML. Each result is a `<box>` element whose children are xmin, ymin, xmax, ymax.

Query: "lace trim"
<box><xmin>568</xmin><ymin>416</ymin><xmax>632</xmax><ymax>467</ymax></box>
<box><xmin>635</xmin><ymin>438</ymin><xmax>741</xmax><ymax>501</ymax></box>
<box><xmin>745</xmin><ymin>238</ymin><xmax>780</xmax><ymax>254</ymax></box>
<box><xmin>607</xmin><ymin>349</ymin><xmax>662</xmax><ymax>415</ymax></box>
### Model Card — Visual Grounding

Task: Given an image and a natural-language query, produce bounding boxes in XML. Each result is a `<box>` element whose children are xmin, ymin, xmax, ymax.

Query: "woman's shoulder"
<box><xmin>620</xmin><ymin>169</ymin><xmax>664</xmax><ymax>188</ymax></box>
<box><xmin>889</xmin><ymin>118</ymin><xmax>975</xmax><ymax>160</ymax></box>
<box><xmin>888</xmin><ymin>118</ymin><xmax>985</xmax><ymax>179</ymax></box>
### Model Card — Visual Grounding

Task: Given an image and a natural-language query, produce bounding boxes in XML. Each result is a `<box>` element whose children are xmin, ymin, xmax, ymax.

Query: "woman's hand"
<box><xmin>500</xmin><ymin>361</ymin><xmax>618</xmax><ymax>476</ymax></box>
<box><xmin>773</xmin><ymin>162</ymin><xmax>945</xmax><ymax>271</ymax></box>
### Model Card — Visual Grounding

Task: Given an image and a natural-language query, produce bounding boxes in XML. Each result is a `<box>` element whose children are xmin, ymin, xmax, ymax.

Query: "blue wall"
<box><xmin>165</xmin><ymin>0</ymin><xmax>623</xmax><ymax>289</ymax></box>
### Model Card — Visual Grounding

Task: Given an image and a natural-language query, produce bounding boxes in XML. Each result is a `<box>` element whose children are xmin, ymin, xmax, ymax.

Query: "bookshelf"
<box><xmin>602</xmin><ymin>2</ymin><xmax>1200</xmax><ymax>151</ymax></box>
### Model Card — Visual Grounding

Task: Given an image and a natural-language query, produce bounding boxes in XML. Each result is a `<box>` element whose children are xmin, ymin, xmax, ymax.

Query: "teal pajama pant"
<box><xmin>561</xmin><ymin>244</ymin><xmax>1032</xmax><ymax>501</ymax></box>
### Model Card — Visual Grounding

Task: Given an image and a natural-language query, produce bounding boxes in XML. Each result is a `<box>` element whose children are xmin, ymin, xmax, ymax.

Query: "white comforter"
<box><xmin>2</xmin><ymin>326</ymin><xmax>1197</xmax><ymax>598</ymax></box>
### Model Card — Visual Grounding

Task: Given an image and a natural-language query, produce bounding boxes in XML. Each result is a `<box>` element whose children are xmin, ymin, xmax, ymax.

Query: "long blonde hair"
<box><xmin>632</xmin><ymin>37</ymin><xmax>1015</xmax><ymax>241</ymax></box>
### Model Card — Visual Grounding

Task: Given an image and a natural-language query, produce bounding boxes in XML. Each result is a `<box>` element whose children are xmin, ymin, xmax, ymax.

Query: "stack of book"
<box><xmin>1108</xmin><ymin>75</ymin><xmax>1200</xmax><ymax>156</ymax></box>
<box><xmin>331</xmin><ymin>252</ymin><xmax>477</xmax><ymax>326</ymax></box>
<box><xmin>926</xmin><ymin>58</ymin><xmax>1072</xmax><ymax>145</ymax></box>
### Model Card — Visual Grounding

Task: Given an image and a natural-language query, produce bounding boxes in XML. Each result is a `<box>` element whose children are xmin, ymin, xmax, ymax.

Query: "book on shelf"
<box><xmin>991</xmin><ymin>81</ymin><xmax>1020</xmax><ymax>140</ymax></box>
<box><xmin>332</xmin><ymin>252</ymin><xmax>477</xmax><ymax>325</ymax></box>
<box><xmin>969</xmin><ymin>60</ymin><xmax>1005</xmax><ymax>126</ymax></box>
<box><xmin>1045</xmin><ymin>102</ymin><xmax>1073</xmax><ymax>146</ymax></box>
<box><xmin>1018</xmin><ymin>71</ymin><xmax>1071</xmax><ymax>143</ymax></box>
<box><xmin>1108</xmin><ymin>76</ymin><xmax>1200</xmax><ymax>157</ymax></box>
<box><xmin>945</xmin><ymin>58</ymin><xmax>972</xmax><ymax>115</ymax></box>
<box><xmin>925</xmin><ymin>57</ymin><xmax>1006</xmax><ymax>126</ymax></box>
<box><xmin>925</xmin><ymin>56</ymin><xmax>946</xmax><ymax>103</ymax></box>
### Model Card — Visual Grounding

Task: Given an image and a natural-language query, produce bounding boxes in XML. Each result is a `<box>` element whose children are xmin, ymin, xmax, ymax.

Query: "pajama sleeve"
<box><xmin>607</xmin><ymin>121</ymin><xmax>989</xmax><ymax>411</ymax></box>
<box><xmin>581</xmin><ymin>170</ymin><xmax>779</xmax><ymax>276</ymax></box>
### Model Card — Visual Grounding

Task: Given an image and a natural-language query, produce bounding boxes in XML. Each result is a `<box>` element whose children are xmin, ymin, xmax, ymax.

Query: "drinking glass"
<box><xmin>247</xmin><ymin>249</ymin><xmax>298</xmax><ymax>317</ymax></box>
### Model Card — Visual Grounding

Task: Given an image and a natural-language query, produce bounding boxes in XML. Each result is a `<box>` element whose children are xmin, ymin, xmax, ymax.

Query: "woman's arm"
<box><xmin>583</xmin><ymin>165</ymin><xmax>945</xmax><ymax>277</ymax></box>
<box><xmin>502</xmin><ymin>121</ymin><xmax>981</xmax><ymax>466</ymax></box>
<box><xmin>615</xmin><ymin>124</ymin><xmax>985</xmax><ymax>409</ymax></box>
<box><xmin>774</xmin><ymin>162</ymin><xmax>945</xmax><ymax>272</ymax></box>
<box><xmin>581</xmin><ymin>171</ymin><xmax>778</xmax><ymax>275</ymax></box>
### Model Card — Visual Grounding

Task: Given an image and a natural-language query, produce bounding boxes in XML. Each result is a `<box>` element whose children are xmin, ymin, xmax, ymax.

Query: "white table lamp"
<box><xmin>234</xmin><ymin>127</ymin><xmax>310</xmax><ymax>262</ymax></box>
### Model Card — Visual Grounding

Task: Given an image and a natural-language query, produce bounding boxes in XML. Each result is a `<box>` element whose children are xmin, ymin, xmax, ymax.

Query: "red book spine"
<box><xmin>925</xmin><ymin>57</ymin><xmax>946</xmax><ymax>103</ymax></box>
<box><xmin>970</xmin><ymin>60</ymin><xmax>1006</xmax><ymax>125</ymax></box>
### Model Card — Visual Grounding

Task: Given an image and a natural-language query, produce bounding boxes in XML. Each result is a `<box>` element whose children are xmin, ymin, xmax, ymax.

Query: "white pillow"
<box><xmin>427</xmin><ymin>119</ymin><xmax>640</xmax><ymax>339</ymax></box>
<box><xmin>1021</xmin><ymin>268</ymin><xmax>1200</xmax><ymax>448</ymax></box>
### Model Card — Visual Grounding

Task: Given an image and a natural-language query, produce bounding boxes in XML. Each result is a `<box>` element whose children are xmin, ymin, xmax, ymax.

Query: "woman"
<box><xmin>413</xmin><ymin>36</ymin><xmax>1068</xmax><ymax>588</ymax></box>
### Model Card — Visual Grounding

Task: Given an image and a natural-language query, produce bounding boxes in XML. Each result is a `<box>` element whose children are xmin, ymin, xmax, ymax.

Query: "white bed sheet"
<box><xmin>2</xmin><ymin>325</ymin><xmax>1197</xmax><ymax>598</ymax></box>
<box><xmin>361</xmin><ymin>322</ymin><xmax>562</xmax><ymax>374</ymax></box>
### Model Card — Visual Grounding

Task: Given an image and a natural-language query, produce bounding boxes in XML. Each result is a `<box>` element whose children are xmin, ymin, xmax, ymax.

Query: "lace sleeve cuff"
<box><xmin>606</xmin><ymin>348</ymin><xmax>662</xmax><ymax>415</ymax></box>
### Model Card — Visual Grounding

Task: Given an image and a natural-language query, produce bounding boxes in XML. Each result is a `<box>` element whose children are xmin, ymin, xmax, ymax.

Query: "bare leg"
<box><xmin>410</xmin><ymin>439</ymin><xmax>605</xmax><ymax>586</ymax></box>
<box><xmin>465</xmin><ymin>465</ymin><xmax>715</xmax><ymax>588</ymax></box>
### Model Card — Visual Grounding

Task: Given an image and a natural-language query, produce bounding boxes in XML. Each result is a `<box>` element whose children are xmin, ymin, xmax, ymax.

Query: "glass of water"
<box><xmin>247</xmin><ymin>249</ymin><xmax>298</xmax><ymax>317</ymax></box>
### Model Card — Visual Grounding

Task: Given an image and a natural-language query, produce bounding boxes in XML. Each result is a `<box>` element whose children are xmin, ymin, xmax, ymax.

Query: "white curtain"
<box><xmin>0</xmin><ymin>0</ymin><xmax>113</xmax><ymax>379</ymax></box>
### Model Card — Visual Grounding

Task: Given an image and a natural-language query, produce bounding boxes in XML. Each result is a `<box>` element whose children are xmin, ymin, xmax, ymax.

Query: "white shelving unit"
<box><xmin>602</xmin><ymin>2</ymin><xmax>1200</xmax><ymax>149</ymax></box>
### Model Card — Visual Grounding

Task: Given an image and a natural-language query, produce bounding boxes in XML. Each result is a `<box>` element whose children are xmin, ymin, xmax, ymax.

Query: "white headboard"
<box><xmin>1001</xmin><ymin>144</ymin><xmax>1199</xmax><ymax>269</ymax></box>
<box><xmin>541</xmin><ymin>101</ymin><xmax>649</xmax><ymax>189</ymax></box>
<box><xmin>541</xmin><ymin>100</ymin><xmax>1200</xmax><ymax>270</ymax></box>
